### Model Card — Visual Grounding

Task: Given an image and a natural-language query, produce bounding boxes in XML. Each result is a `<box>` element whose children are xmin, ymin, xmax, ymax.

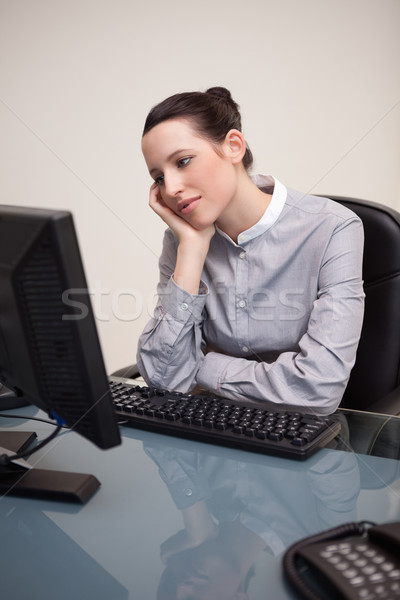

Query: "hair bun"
<box><xmin>206</xmin><ymin>87</ymin><xmax>240</xmax><ymax>115</ymax></box>
<box><xmin>206</xmin><ymin>86</ymin><xmax>233</xmax><ymax>102</ymax></box>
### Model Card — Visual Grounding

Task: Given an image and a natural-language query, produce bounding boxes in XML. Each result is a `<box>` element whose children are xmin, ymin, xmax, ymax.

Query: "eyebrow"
<box><xmin>149</xmin><ymin>149</ymin><xmax>192</xmax><ymax>176</ymax></box>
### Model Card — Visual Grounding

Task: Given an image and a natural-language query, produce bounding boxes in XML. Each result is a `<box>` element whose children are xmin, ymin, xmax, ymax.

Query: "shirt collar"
<box><xmin>216</xmin><ymin>175</ymin><xmax>287</xmax><ymax>246</ymax></box>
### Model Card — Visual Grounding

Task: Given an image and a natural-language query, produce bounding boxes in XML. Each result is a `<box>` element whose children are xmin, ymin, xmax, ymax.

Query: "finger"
<box><xmin>149</xmin><ymin>182</ymin><xmax>161</xmax><ymax>203</ymax></box>
<box><xmin>149</xmin><ymin>185</ymin><xmax>164</xmax><ymax>210</ymax></box>
<box><xmin>149</xmin><ymin>193</ymin><xmax>169</xmax><ymax>216</ymax></box>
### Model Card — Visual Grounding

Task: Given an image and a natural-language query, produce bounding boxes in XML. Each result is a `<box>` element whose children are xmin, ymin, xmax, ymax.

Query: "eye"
<box><xmin>154</xmin><ymin>174</ymin><xmax>165</xmax><ymax>186</ymax></box>
<box><xmin>177</xmin><ymin>157</ymin><xmax>192</xmax><ymax>168</ymax></box>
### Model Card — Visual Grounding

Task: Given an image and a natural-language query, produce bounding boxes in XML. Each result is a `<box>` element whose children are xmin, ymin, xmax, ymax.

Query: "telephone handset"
<box><xmin>283</xmin><ymin>521</ymin><xmax>400</xmax><ymax>599</ymax></box>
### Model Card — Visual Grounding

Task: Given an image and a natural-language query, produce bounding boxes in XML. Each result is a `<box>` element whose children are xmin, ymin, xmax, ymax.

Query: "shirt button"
<box><xmin>184</xmin><ymin>488</ymin><xmax>193</xmax><ymax>496</ymax></box>
<box><xmin>237</xmin><ymin>300</ymin><xmax>246</xmax><ymax>308</ymax></box>
<box><xmin>180</xmin><ymin>302</ymin><xmax>189</xmax><ymax>311</ymax></box>
<box><xmin>239</xmin><ymin>251</ymin><xmax>246</xmax><ymax>259</ymax></box>
<box><xmin>242</xmin><ymin>346</ymin><xmax>249</xmax><ymax>353</ymax></box>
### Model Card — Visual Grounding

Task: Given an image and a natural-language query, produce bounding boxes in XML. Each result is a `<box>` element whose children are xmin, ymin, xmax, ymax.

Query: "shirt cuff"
<box><xmin>196</xmin><ymin>351</ymin><xmax>234</xmax><ymax>393</ymax></box>
<box><xmin>159</xmin><ymin>276</ymin><xmax>209</xmax><ymax>322</ymax></box>
<box><xmin>165</xmin><ymin>475</ymin><xmax>211</xmax><ymax>510</ymax></box>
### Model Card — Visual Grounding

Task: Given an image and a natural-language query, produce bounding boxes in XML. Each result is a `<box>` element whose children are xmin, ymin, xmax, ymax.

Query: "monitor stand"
<box><xmin>0</xmin><ymin>431</ymin><xmax>37</xmax><ymax>454</ymax></box>
<box><xmin>0</xmin><ymin>384</ymin><xmax>30</xmax><ymax>410</ymax></box>
<box><xmin>0</xmin><ymin>431</ymin><xmax>100</xmax><ymax>503</ymax></box>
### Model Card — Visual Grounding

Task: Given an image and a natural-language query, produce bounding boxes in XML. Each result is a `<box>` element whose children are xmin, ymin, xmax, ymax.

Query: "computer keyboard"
<box><xmin>109</xmin><ymin>377</ymin><xmax>341</xmax><ymax>460</ymax></box>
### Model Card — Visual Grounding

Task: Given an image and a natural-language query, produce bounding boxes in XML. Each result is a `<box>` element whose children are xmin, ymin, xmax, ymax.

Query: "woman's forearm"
<box><xmin>173</xmin><ymin>238</ymin><xmax>211</xmax><ymax>294</ymax></box>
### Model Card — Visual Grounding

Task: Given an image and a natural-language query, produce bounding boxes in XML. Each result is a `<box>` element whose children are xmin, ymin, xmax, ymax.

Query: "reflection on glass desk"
<box><xmin>0</xmin><ymin>405</ymin><xmax>400</xmax><ymax>600</ymax></box>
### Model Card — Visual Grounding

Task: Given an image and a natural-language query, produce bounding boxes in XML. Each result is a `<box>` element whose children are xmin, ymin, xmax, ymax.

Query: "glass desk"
<box><xmin>1</xmin><ymin>404</ymin><xmax>400</xmax><ymax>600</ymax></box>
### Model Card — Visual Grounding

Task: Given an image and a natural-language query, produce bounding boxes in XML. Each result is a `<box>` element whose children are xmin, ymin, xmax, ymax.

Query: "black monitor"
<box><xmin>0</xmin><ymin>204</ymin><xmax>121</xmax><ymax>499</ymax></box>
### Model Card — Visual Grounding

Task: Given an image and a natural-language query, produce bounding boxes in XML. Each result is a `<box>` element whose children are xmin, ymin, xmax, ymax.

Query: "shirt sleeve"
<box><xmin>136</xmin><ymin>229</ymin><xmax>208</xmax><ymax>391</ymax></box>
<box><xmin>143</xmin><ymin>444</ymin><xmax>211</xmax><ymax>509</ymax></box>
<box><xmin>196</xmin><ymin>217</ymin><xmax>365</xmax><ymax>415</ymax></box>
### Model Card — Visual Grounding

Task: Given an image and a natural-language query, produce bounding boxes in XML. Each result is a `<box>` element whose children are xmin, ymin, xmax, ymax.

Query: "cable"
<box><xmin>0</xmin><ymin>412</ymin><xmax>70</xmax><ymax>428</ymax></box>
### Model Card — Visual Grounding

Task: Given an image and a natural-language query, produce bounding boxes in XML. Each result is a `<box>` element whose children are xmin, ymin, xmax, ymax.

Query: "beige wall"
<box><xmin>1</xmin><ymin>0</ymin><xmax>399</xmax><ymax>373</ymax></box>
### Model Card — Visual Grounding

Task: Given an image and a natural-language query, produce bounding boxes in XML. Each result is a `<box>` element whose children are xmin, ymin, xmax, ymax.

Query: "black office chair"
<box><xmin>329</xmin><ymin>196</ymin><xmax>400</xmax><ymax>415</ymax></box>
<box><xmin>113</xmin><ymin>196</ymin><xmax>400</xmax><ymax>415</ymax></box>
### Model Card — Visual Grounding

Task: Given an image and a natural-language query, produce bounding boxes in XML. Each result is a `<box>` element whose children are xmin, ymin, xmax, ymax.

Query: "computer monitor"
<box><xmin>0</xmin><ymin>204</ymin><xmax>121</xmax><ymax>451</ymax></box>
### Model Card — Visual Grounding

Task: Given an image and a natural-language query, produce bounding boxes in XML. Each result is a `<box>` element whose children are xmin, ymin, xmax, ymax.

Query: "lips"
<box><xmin>178</xmin><ymin>196</ymin><xmax>201</xmax><ymax>215</ymax></box>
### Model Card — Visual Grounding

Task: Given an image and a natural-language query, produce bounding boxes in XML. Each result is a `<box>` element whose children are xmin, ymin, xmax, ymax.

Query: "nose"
<box><xmin>163</xmin><ymin>170</ymin><xmax>184</xmax><ymax>199</ymax></box>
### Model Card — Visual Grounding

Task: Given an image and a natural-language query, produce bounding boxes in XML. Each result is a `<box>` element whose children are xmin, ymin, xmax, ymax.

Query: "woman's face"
<box><xmin>141</xmin><ymin>118</ymin><xmax>240</xmax><ymax>230</ymax></box>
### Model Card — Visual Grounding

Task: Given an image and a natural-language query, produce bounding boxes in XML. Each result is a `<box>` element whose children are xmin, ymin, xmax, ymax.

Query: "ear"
<box><xmin>224</xmin><ymin>129</ymin><xmax>247</xmax><ymax>165</ymax></box>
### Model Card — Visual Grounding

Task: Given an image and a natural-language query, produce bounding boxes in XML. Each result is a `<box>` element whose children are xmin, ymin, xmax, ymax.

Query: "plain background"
<box><xmin>1</xmin><ymin>0</ymin><xmax>399</xmax><ymax>374</ymax></box>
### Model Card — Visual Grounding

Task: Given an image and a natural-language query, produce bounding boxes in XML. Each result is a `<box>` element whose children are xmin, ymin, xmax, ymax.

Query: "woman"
<box><xmin>137</xmin><ymin>87</ymin><xmax>364</xmax><ymax>415</ymax></box>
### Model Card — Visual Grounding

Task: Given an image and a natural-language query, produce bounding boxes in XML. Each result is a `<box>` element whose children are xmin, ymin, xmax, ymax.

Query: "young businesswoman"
<box><xmin>137</xmin><ymin>87</ymin><xmax>365</xmax><ymax>415</ymax></box>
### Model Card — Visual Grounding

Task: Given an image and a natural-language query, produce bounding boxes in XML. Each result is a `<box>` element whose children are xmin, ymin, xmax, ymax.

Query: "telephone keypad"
<box><xmin>299</xmin><ymin>537</ymin><xmax>400</xmax><ymax>598</ymax></box>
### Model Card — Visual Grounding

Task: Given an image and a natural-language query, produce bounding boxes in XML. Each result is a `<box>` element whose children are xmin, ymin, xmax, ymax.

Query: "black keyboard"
<box><xmin>109</xmin><ymin>377</ymin><xmax>341</xmax><ymax>460</ymax></box>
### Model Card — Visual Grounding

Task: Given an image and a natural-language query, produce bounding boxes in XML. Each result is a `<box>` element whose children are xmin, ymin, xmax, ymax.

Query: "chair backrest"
<box><xmin>327</xmin><ymin>196</ymin><xmax>400</xmax><ymax>411</ymax></box>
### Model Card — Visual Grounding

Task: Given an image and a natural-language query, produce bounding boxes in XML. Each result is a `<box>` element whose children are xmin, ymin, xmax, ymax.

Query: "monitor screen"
<box><xmin>0</xmin><ymin>204</ymin><xmax>121</xmax><ymax>450</ymax></box>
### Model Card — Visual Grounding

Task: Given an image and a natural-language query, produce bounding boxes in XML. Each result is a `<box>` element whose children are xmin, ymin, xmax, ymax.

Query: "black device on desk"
<box><xmin>283</xmin><ymin>521</ymin><xmax>400</xmax><ymax>599</ymax></box>
<box><xmin>0</xmin><ymin>205</ymin><xmax>121</xmax><ymax>502</ymax></box>
<box><xmin>110</xmin><ymin>378</ymin><xmax>341</xmax><ymax>460</ymax></box>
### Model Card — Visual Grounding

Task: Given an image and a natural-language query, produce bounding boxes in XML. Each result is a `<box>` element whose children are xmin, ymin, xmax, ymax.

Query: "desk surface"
<box><xmin>1</xmin><ymin>402</ymin><xmax>400</xmax><ymax>600</ymax></box>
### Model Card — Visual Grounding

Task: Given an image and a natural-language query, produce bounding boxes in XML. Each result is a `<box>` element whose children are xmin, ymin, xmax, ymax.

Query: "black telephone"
<box><xmin>283</xmin><ymin>521</ymin><xmax>400</xmax><ymax>599</ymax></box>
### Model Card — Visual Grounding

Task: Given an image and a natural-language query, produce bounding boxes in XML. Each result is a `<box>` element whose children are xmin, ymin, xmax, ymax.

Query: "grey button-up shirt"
<box><xmin>137</xmin><ymin>176</ymin><xmax>365</xmax><ymax>415</ymax></box>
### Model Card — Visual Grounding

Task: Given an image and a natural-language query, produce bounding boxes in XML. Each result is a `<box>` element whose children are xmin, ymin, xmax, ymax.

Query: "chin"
<box><xmin>187</xmin><ymin>216</ymin><xmax>216</xmax><ymax>231</ymax></box>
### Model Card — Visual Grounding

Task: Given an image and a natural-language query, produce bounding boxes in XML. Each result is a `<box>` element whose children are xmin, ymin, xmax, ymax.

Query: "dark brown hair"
<box><xmin>142</xmin><ymin>87</ymin><xmax>254</xmax><ymax>171</ymax></box>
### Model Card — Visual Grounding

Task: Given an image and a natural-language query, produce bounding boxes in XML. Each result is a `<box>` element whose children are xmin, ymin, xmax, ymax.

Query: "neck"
<box><xmin>216</xmin><ymin>172</ymin><xmax>272</xmax><ymax>242</ymax></box>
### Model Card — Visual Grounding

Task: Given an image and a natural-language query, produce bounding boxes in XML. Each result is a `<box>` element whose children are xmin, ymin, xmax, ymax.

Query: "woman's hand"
<box><xmin>149</xmin><ymin>183</ymin><xmax>215</xmax><ymax>246</ymax></box>
<box><xmin>149</xmin><ymin>183</ymin><xmax>215</xmax><ymax>294</ymax></box>
<box><xmin>149</xmin><ymin>182</ymin><xmax>181</xmax><ymax>230</ymax></box>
